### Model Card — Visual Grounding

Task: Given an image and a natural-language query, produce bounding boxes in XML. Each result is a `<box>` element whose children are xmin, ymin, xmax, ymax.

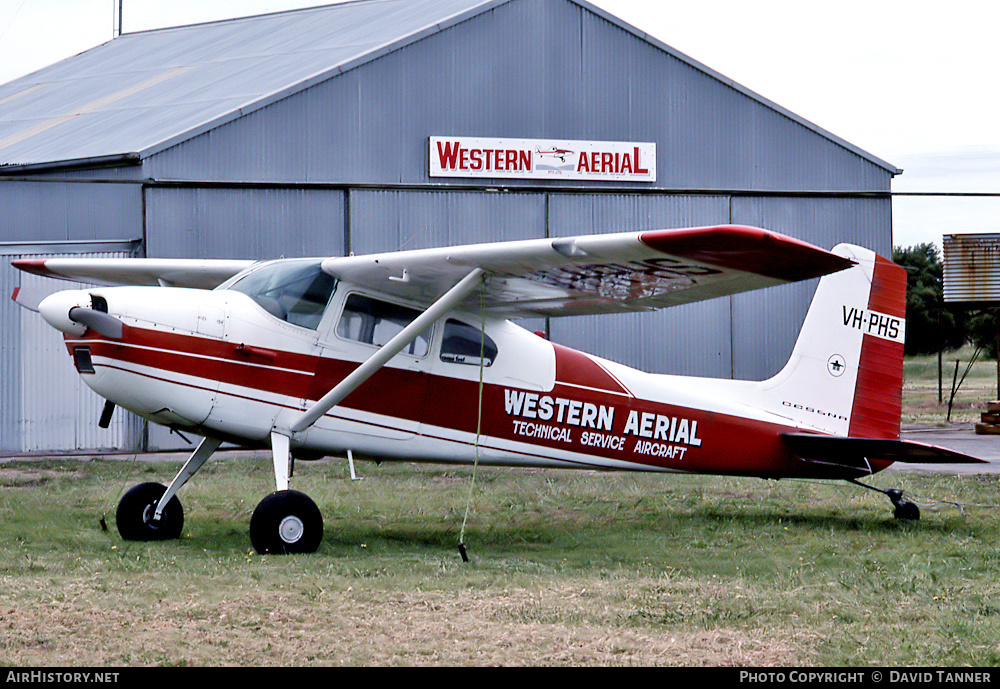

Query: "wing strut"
<box><xmin>154</xmin><ymin>436</ymin><xmax>223</xmax><ymax>521</ymax></box>
<box><xmin>289</xmin><ymin>268</ymin><xmax>486</xmax><ymax>434</ymax></box>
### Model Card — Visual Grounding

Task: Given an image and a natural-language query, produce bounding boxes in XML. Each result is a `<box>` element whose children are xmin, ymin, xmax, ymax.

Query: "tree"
<box><xmin>966</xmin><ymin>309</ymin><xmax>999</xmax><ymax>358</ymax></box>
<box><xmin>892</xmin><ymin>244</ymin><xmax>967</xmax><ymax>355</ymax></box>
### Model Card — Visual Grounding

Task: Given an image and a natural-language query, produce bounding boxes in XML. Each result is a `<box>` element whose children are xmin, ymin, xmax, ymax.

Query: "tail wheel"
<box><xmin>893</xmin><ymin>499</ymin><xmax>921</xmax><ymax>521</ymax></box>
<box><xmin>116</xmin><ymin>482</ymin><xmax>184</xmax><ymax>541</ymax></box>
<box><xmin>887</xmin><ymin>488</ymin><xmax>921</xmax><ymax>521</ymax></box>
<box><xmin>249</xmin><ymin>490</ymin><xmax>323</xmax><ymax>554</ymax></box>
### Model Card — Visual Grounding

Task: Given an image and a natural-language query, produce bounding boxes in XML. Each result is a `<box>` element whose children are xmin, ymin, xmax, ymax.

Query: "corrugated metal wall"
<box><xmin>0</xmin><ymin>0</ymin><xmax>897</xmax><ymax>452</ymax></box>
<box><xmin>138</xmin><ymin>186</ymin><xmax>889</xmax><ymax>383</ymax></box>
<box><xmin>349</xmin><ymin>189</ymin><xmax>546</xmax><ymax>253</ymax></box>
<box><xmin>0</xmin><ymin>181</ymin><xmax>141</xmax><ymax>242</ymax></box>
<box><xmin>1</xmin><ymin>246</ymin><xmax>144</xmax><ymax>453</ymax></box>
<box><xmin>728</xmin><ymin>196</ymin><xmax>892</xmax><ymax>380</ymax></box>
<box><xmin>143</xmin><ymin>0</ymin><xmax>893</xmax><ymax>193</ymax></box>
<box><xmin>137</xmin><ymin>0</ymin><xmax>894</xmax><ymax>382</ymax></box>
<box><xmin>546</xmin><ymin>193</ymin><xmax>733</xmax><ymax>376</ymax></box>
<box><xmin>144</xmin><ymin>186</ymin><xmax>346</xmax><ymax>259</ymax></box>
<box><xmin>0</xmin><ymin>179</ymin><xmax>143</xmax><ymax>453</ymax></box>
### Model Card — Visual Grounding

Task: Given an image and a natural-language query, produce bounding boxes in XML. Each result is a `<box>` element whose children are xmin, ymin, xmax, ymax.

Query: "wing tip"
<box><xmin>11</xmin><ymin>258</ymin><xmax>51</xmax><ymax>277</ymax></box>
<box><xmin>639</xmin><ymin>225</ymin><xmax>855</xmax><ymax>282</ymax></box>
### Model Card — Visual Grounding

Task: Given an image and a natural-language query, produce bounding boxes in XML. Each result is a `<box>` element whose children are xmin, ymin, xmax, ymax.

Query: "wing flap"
<box><xmin>322</xmin><ymin>225</ymin><xmax>854</xmax><ymax>318</ymax></box>
<box><xmin>12</xmin><ymin>258</ymin><xmax>255</xmax><ymax>289</ymax></box>
<box><xmin>782</xmin><ymin>433</ymin><xmax>989</xmax><ymax>467</ymax></box>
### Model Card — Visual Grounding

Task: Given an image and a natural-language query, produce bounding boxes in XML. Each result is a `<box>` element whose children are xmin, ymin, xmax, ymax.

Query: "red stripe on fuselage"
<box><xmin>74</xmin><ymin>327</ymin><xmax>315</xmax><ymax>400</ymax></box>
<box><xmin>68</xmin><ymin>325</ymin><xmax>851</xmax><ymax>479</ymax></box>
<box><xmin>552</xmin><ymin>343</ymin><xmax>632</xmax><ymax>396</ymax></box>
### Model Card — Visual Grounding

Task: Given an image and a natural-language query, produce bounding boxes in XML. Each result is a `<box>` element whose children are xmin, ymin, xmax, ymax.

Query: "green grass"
<box><xmin>2</xmin><ymin>456</ymin><xmax>999</xmax><ymax>666</ymax></box>
<box><xmin>904</xmin><ymin>345</ymin><xmax>999</xmax><ymax>425</ymax></box>
<box><xmin>3</xmin><ymin>348</ymin><xmax>998</xmax><ymax>667</ymax></box>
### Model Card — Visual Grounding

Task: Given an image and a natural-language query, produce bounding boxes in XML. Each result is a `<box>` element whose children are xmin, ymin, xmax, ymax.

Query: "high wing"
<box><xmin>12</xmin><ymin>225</ymin><xmax>851</xmax><ymax>315</ymax></box>
<box><xmin>320</xmin><ymin>225</ymin><xmax>854</xmax><ymax>317</ymax></box>
<box><xmin>11</xmin><ymin>257</ymin><xmax>255</xmax><ymax>289</ymax></box>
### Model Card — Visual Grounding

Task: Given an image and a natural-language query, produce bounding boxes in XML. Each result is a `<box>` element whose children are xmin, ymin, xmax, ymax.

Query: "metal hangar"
<box><xmin>0</xmin><ymin>0</ymin><xmax>900</xmax><ymax>453</ymax></box>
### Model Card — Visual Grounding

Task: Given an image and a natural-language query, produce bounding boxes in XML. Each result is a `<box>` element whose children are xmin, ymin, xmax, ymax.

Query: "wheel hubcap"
<box><xmin>278</xmin><ymin>515</ymin><xmax>304</xmax><ymax>544</ymax></box>
<box><xmin>141</xmin><ymin>502</ymin><xmax>162</xmax><ymax>529</ymax></box>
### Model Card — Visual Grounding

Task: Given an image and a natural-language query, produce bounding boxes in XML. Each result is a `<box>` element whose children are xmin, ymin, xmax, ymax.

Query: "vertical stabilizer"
<box><xmin>756</xmin><ymin>244</ymin><xmax>907</xmax><ymax>439</ymax></box>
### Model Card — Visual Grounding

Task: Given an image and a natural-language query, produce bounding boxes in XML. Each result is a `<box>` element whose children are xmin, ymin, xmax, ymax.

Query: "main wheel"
<box><xmin>116</xmin><ymin>482</ymin><xmax>184</xmax><ymax>541</ymax></box>
<box><xmin>249</xmin><ymin>490</ymin><xmax>323</xmax><ymax>554</ymax></box>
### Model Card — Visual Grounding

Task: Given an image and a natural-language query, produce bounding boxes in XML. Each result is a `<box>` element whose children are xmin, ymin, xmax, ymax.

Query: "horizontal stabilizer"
<box><xmin>782</xmin><ymin>433</ymin><xmax>989</xmax><ymax>467</ymax></box>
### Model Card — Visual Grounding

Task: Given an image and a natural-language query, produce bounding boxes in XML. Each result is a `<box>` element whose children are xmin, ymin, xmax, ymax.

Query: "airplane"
<box><xmin>11</xmin><ymin>224</ymin><xmax>988</xmax><ymax>555</ymax></box>
<box><xmin>535</xmin><ymin>146</ymin><xmax>574</xmax><ymax>162</ymax></box>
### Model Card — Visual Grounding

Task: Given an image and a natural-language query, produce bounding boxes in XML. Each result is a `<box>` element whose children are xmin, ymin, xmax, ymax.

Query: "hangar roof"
<box><xmin>0</xmin><ymin>0</ymin><xmax>900</xmax><ymax>175</ymax></box>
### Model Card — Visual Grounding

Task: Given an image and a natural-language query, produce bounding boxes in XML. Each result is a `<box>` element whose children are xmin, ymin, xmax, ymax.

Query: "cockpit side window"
<box><xmin>336</xmin><ymin>294</ymin><xmax>430</xmax><ymax>357</ymax></box>
<box><xmin>226</xmin><ymin>260</ymin><xmax>336</xmax><ymax>330</ymax></box>
<box><xmin>440</xmin><ymin>319</ymin><xmax>497</xmax><ymax>367</ymax></box>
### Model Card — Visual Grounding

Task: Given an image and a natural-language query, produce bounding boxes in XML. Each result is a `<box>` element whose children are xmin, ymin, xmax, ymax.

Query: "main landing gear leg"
<box><xmin>848</xmin><ymin>478</ymin><xmax>921</xmax><ymax>520</ymax></box>
<box><xmin>116</xmin><ymin>436</ymin><xmax>222</xmax><ymax>541</ymax></box>
<box><xmin>248</xmin><ymin>432</ymin><xmax>323</xmax><ymax>555</ymax></box>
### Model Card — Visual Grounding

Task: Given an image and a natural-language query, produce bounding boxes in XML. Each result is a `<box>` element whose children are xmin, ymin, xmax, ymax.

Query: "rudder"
<box><xmin>756</xmin><ymin>244</ymin><xmax>907</xmax><ymax>439</ymax></box>
<box><xmin>847</xmin><ymin>252</ymin><xmax>907</xmax><ymax>439</ymax></box>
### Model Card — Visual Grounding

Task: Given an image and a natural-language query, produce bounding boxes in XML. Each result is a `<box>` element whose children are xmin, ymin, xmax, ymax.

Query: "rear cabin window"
<box><xmin>226</xmin><ymin>260</ymin><xmax>336</xmax><ymax>330</ymax></box>
<box><xmin>336</xmin><ymin>294</ymin><xmax>430</xmax><ymax>357</ymax></box>
<box><xmin>440</xmin><ymin>319</ymin><xmax>497</xmax><ymax>367</ymax></box>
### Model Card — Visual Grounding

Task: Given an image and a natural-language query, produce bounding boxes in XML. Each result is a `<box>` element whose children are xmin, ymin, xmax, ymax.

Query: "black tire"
<box><xmin>249</xmin><ymin>490</ymin><xmax>323</xmax><ymax>554</ymax></box>
<box><xmin>116</xmin><ymin>482</ymin><xmax>184</xmax><ymax>541</ymax></box>
<box><xmin>893</xmin><ymin>500</ymin><xmax>920</xmax><ymax>521</ymax></box>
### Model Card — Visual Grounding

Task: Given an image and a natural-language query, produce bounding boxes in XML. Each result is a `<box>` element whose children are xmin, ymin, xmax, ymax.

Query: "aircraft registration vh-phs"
<box><xmin>11</xmin><ymin>225</ymin><xmax>987</xmax><ymax>554</ymax></box>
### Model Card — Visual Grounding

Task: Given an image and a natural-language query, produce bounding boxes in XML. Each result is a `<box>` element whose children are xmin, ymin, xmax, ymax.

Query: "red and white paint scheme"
<box><xmin>12</xmin><ymin>225</ymin><xmax>984</xmax><ymax>554</ymax></box>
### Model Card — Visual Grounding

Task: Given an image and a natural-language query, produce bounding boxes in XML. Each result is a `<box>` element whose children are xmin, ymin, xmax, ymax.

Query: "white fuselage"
<box><xmin>45</xmin><ymin>278</ymin><xmax>860</xmax><ymax>480</ymax></box>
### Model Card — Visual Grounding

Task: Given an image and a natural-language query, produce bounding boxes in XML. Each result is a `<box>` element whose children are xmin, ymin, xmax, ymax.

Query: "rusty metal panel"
<box><xmin>943</xmin><ymin>234</ymin><xmax>1000</xmax><ymax>303</ymax></box>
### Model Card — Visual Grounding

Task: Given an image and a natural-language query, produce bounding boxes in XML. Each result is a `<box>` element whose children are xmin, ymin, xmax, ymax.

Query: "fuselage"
<box><xmin>44</xmin><ymin>270</ymin><xmax>876</xmax><ymax>481</ymax></box>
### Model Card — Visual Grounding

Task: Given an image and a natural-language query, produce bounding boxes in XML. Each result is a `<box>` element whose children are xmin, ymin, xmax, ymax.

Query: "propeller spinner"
<box><xmin>38</xmin><ymin>290</ymin><xmax>126</xmax><ymax>339</ymax></box>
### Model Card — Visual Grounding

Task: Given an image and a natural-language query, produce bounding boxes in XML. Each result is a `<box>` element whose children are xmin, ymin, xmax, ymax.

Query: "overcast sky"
<box><xmin>1</xmin><ymin>0</ymin><xmax>997</xmax><ymax>250</ymax></box>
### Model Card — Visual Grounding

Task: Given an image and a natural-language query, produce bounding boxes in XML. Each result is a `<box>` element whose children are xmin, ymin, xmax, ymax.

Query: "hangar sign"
<box><xmin>430</xmin><ymin>136</ymin><xmax>656</xmax><ymax>182</ymax></box>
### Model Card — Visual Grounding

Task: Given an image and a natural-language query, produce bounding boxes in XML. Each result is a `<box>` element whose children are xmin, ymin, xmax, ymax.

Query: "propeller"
<box><xmin>11</xmin><ymin>285</ymin><xmax>45</xmax><ymax>312</ymax></box>
<box><xmin>68</xmin><ymin>306</ymin><xmax>125</xmax><ymax>339</ymax></box>
<box><xmin>99</xmin><ymin>401</ymin><xmax>116</xmax><ymax>429</ymax></box>
<box><xmin>38</xmin><ymin>289</ymin><xmax>127</xmax><ymax>339</ymax></box>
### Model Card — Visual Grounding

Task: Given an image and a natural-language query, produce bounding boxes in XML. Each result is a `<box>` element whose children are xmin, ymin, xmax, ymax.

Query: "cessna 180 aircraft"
<box><xmin>12</xmin><ymin>225</ymin><xmax>986</xmax><ymax>554</ymax></box>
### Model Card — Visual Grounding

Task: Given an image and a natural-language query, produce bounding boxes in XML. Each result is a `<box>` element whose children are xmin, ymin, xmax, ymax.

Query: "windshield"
<box><xmin>225</xmin><ymin>260</ymin><xmax>336</xmax><ymax>330</ymax></box>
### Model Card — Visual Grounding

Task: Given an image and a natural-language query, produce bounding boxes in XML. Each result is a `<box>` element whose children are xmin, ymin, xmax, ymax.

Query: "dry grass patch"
<box><xmin>0</xmin><ymin>577</ymin><xmax>804</xmax><ymax>666</ymax></box>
